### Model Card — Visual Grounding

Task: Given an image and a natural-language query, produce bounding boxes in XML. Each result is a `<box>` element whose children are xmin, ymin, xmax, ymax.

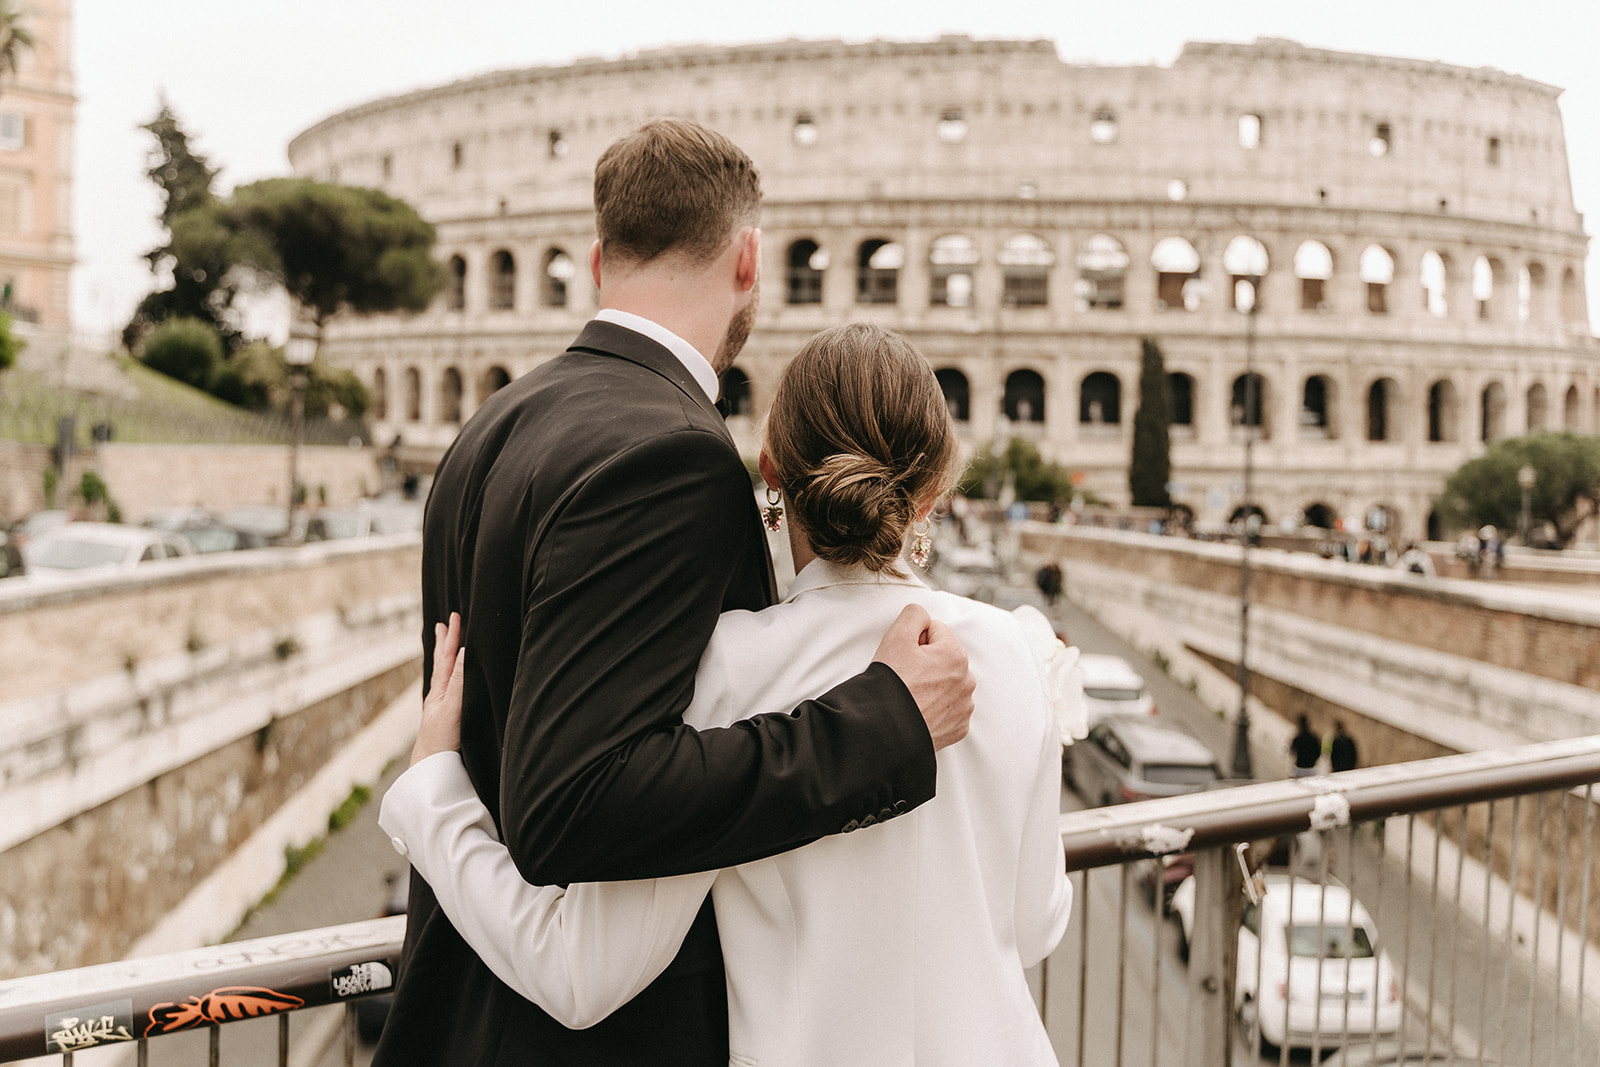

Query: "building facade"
<box><xmin>288</xmin><ymin>36</ymin><xmax>1596</xmax><ymax>539</ymax></box>
<box><xmin>0</xmin><ymin>0</ymin><xmax>72</xmax><ymax>331</ymax></box>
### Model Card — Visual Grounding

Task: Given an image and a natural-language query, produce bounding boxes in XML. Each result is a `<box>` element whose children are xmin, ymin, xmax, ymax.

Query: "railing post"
<box><xmin>1189</xmin><ymin>845</ymin><xmax>1244</xmax><ymax>1063</ymax></box>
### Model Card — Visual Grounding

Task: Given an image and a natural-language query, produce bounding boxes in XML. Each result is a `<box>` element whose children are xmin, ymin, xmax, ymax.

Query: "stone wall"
<box><xmin>0</xmin><ymin>538</ymin><xmax>422</xmax><ymax>978</ymax></box>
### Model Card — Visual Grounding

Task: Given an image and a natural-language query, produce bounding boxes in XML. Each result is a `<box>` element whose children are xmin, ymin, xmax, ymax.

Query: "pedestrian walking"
<box><xmin>1289</xmin><ymin>715</ymin><xmax>1322</xmax><ymax>778</ymax></box>
<box><xmin>1035</xmin><ymin>562</ymin><xmax>1063</xmax><ymax>607</ymax></box>
<box><xmin>1329</xmin><ymin>721</ymin><xmax>1359</xmax><ymax>773</ymax></box>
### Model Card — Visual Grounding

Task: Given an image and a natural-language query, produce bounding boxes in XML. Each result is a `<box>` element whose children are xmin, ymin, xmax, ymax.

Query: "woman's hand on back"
<box><xmin>411</xmin><ymin>612</ymin><xmax>466</xmax><ymax>767</ymax></box>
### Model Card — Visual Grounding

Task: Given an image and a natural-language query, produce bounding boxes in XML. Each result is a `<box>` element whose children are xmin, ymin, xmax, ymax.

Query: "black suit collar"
<box><xmin>569</xmin><ymin>319</ymin><xmax>724</xmax><ymax>428</ymax></box>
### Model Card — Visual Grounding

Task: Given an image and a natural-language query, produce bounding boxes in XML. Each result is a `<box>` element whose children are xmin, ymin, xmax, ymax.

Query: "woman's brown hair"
<box><xmin>765</xmin><ymin>323</ymin><xmax>959</xmax><ymax>574</ymax></box>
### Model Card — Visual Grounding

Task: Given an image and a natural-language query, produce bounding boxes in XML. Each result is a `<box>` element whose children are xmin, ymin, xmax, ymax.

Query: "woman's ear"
<box><xmin>758</xmin><ymin>450</ymin><xmax>781</xmax><ymax>491</ymax></box>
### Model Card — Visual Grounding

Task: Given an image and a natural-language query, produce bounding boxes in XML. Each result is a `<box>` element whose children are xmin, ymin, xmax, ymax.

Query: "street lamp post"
<box><xmin>284</xmin><ymin>326</ymin><xmax>319</xmax><ymax>534</ymax></box>
<box><xmin>1518</xmin><ymin>464</ymin><xmax>1537</xmax><ymax>546</ymax></box>
<box><xmin>1231</xmin><ymin>275</ymin><xmax>1261</xmax><ymax>780</ymax></box>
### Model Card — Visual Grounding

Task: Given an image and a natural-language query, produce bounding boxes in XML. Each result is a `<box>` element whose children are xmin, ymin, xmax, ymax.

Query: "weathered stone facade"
<box><xmin>288</xmin><ymin>36</ymin><xmax>1597</xmax><ymax>540</ymax></box>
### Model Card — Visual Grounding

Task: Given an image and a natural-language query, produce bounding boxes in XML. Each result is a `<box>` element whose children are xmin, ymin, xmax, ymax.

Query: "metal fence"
<box><xmin>2</xmin><ymin>735</ymin><xmax>1597</xmax><ymax>1065</ymax></box>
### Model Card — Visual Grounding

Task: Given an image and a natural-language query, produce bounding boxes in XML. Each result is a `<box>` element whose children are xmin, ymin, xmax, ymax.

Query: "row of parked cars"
<box><xmin>0</xmin><ymin>498</ymin><xmax>423</xmax><ymax>583</ymax></box>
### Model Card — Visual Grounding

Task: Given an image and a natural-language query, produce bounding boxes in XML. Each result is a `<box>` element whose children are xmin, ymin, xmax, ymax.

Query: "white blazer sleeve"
<box><xmin>379</xmin><ymin>752</ymin><xmax>717</xmax><ymax>1028</ymax></box>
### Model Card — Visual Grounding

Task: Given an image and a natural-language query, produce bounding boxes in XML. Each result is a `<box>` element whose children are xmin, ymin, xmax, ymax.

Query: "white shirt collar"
<box><xmin>783</xmin><ymin>558</ymin><xmax>927</xmax><ymax>603</ymax></box>
<box><xmin>594</xmin><ymin>308</ymin><xmax>720</xmax><ymax>404</ymax></box>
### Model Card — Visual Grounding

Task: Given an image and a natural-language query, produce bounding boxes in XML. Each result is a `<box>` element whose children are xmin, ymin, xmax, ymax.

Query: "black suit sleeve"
<box><xmin>499</xmin><ymin>427</ymin><xmax>936</xmax><ymax>885</ymax></box>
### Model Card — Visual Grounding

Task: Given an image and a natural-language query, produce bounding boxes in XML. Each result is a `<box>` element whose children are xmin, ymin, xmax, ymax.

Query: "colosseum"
<box><xmin>287</xmin><ymin>35</ymin><xmax>1596</xmax><ymax>541</ymax></box>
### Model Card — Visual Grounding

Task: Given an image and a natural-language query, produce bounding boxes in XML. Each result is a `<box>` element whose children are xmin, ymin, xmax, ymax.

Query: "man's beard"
<box><xmin>711</xmin><ymin>279</ymin><xmax>759</xmax><ymax>374</ymax></box>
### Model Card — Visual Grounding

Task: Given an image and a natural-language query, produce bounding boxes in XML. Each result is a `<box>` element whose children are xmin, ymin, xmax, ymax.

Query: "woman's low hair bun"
<box><xmin>789</xmin><ymin>452</ymin><xmax>914</xmax><ymax>570</ymax></box>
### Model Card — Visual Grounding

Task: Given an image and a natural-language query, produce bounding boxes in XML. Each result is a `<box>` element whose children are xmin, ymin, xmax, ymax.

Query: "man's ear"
<box><xmin>734</xmin><ymin>227</ymin><xmax>761</xmax><ymax>293</ymax></box>
<box><xmin>589</xmin><ymin>240</ymin><xmax>603</xmax><ymax>289</ymax></box>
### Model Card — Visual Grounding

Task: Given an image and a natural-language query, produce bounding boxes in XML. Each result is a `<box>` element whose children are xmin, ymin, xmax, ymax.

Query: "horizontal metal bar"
<box><xmin>0</xmin><ymin>917</ymin><xmax>404</xmax><ymax>1061</ymax></box>
<box><xmin>1060</xmin><ymin>734</ymin><xmax>1600</xmax><ymax>871</ymax></box>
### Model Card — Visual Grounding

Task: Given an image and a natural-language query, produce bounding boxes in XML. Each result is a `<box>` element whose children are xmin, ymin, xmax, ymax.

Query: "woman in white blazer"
<box><xmin>382</xmin><ymin>323</ymin><xmax>1081</xmax><ymax>1066</ymax></box>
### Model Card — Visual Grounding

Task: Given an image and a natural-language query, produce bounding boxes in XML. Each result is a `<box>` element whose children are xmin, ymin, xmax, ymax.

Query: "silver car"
<box><xmin>1063</xmin><ymin>716</ymin><xmax>1221</xmax><ymax>807</ymax></box>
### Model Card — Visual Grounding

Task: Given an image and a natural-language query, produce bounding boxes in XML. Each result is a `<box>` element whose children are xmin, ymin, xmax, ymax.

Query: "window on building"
<box><xmin>1360</xmin><ymin>245</ymin><xmax>1395</xmax><ymax>314</ymax></box>
<box><xmin>1367</xmin><ymin>378</ymin><xmax>1395</xmax><ymax>441</ymax></box>
<box><xmin>937</xmin><ymin>109</ymin><xmax>967</xmax><ymax>144</ymax></box>
<box><xmin>1090</xmin><ymin>107</ymin><xmax>1118</xmax><ymax>145</ymax></box>
<box><xmin>440</xmin><ymin>368</ymin><xmax>463</xmax><ymax>425</ymax></box>
<box><xmin>786</xmin><ymin>239</ymin><xmax>826</xmax><ymax>305</ymax></box>
<box><xmin>542</xmin><ymin>248</ymin><xmax>574</xmax><ymax>307</ymax></box>
<box><xmin>1527</xmin><ymin>382</ymin><xmax>1549</xmax><ymax>431</ymax></box>
<box><xmin>793</xmin><ymin>113</ymin><xmax>818</xmax><ymax>147</ymax></box>
<box><xmin>480</xmin><ymin>366</ymin><xmax>511</xmax><ymax>403</ymax></box>
<box><xmin>405</xmin><ymin>367</ymin><xmax>422</xmax><ymax>421</ymax></box>
<box><xmin>1231</xmin><ymin>373</ymin><xmax>1268</xmax><ymax>436</ymax></box>
<box><xmin>1369</xmin><ymin>122</ymin><xmax>1391</xmax><ymax>157</ymax></box>
<box><xmin>1294</xmin><ymin>241</ymin><xmax>1333</xmax><ymax>311</ymax></box>
<box><xmin>1003</xmin><ymin>369</ymin><xmax>1046</xmax><ymax>424</ymax></box>
<box><xmin>1224</xmin><ymin>236</ymin><xmax>1270</xmax><ymax>311</ymax></box>
<box><xmin>719</xmin><ymin>368</ymin><xmax>753</xmax><ymax>417</ymax></box>
<box><xmin>381</xmin><ymin>154</ymin><xmax>393</xmax><ymax>180</ymax></box>
<box><xmin>489</xmin><ymin>250</ymin><xmax>516</xmax><ymax>310</ymax></box>
<box><xmin>1239</xmin><ymin>113</ymin><xmax>1262</xmax><ymax>149</ymax></box>
<box><xmin>1152</xmin><ymin>237</ymin><xmax>1202</xmax><ymax>311</ymax></box>
<box><xmin>936</xmin><ymin>368</ymin><xmax>970</xmax><ymax>422</ymax></box>
<box><xmin>999</xmin><ymin>234</ymin><xmax>1053</xmax><ymax>308</ymax></box>
<box><xmin>1079</xmin><ymin>372</ymin><xmax>1122</xmax><ymax>427</ymax></box>
<box><xmin>1473</xmin><ymin>256</ymin><xmax>1500</xmax><ymax>320</ymax></box>
<box><xmin>1565</xmin><ymin>385</ymin><xmax>1581</xmax><ymax>430</ymax></box>
<box><xmin>1428</xmin><ymin>380</ymin><xmax>1459</xmax><ymax>443</ymax></box>
<box><xmin>1562</xmin><ymin>267</ymin><xmax>1586</xmax><ymax>329</ymax></box>
<box><xmin>0</xmin><ymin>113</ymin><xmax>23</xmax><ymax>152</ymax></box>
<box><xmin>548</xmin><ymin>129</ymin><xmax>568</xmax><ymax>158</ymax></box>
<box><xmin>857</xmin><ymin>239</ymin><xmax>902</xmax><ymax>305</ymax></box>
<box><xmin>1076</xmin><ymin>234</ymin><xmax>1128</xmax><ymax>310</ymax></box>
<box><xmin>929</xmin><ymin>234</ymin><xmax>979</xmax><ymax>308</ymax></box>
<box><xmin>451</xmin><ymin>141</ymin><xmax>464</xmax><ymax>169</ymax></box>
<box><xmin>1301</xmin><ymin>376</ymin><xmax>1334</xmax><ymax>438</ymax></box>
<box><xmin>371</xmin><ymin>367</ymin><xmax>388</xmax><ymax>421</ymax></box>
<box><xmin>1480</xmin><ymin>382</ymin><xmax>1507</xmax><ymax>443</ymax></box>
<box><xmin>1487</xmin><ymin>136</ymin><xmax>1501</xmax><ymax>166</ymax></box>
<box><xmin>1420</xmin><ymin>251</ymin><xmax>1449</xmax><ymax>318</ymax></box>
<box><xmin>1168</xmin><ymin>373</ymin><xmax>1195</xmax><ymax>433</ymax></box>
<box><xmin>446</xmin><ymin>256</ymin><xmax>467</xmax><ymax>311</ymax></box>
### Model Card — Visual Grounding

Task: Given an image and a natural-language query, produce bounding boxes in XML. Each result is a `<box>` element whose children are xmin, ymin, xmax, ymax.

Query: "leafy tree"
<box><xmin>226</xmin><ymin>339</ymin><xmax>370</xmax><ymax>420</ymax></box>
<box><xmin>957</xmin><ymin>438</ymin><xmax>1078</xmax><ymax>504</ymax></box>
<box><xmin>1129</xmin><ymin>338</ymin><xmax>1173</xmax><ymax>508</ymax></box>
<box><xmin>1440</xmin><ymin>432</ymin><xmax>1600</xmax><ymax>547</ymax></box>
<box><xmin>228</xmin><ymin>178</ymin><xmax>444</xmax><ymax>338</ymax></box>
<box><xmin>0</xmin><ymin>310</ymin><xmax>22</xmax><ymax>373</ymax></box>
<box><xmin>139</xmin><ymin>316</ymin><xmax>224</xmax><ymax>391</ymax></box>
<box><xmin>0</xmin><ymin>1</ymin><xmax>35</xmax><ymax>93</ymax></box>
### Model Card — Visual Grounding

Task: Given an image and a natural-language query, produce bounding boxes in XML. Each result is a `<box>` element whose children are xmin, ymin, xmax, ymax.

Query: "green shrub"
<box><xmin>141</xmin><ymin>316</ymin><xmax>224</xmax><ymax>391</ymax></box>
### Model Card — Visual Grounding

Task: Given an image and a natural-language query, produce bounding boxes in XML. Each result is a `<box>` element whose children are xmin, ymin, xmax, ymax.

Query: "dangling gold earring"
<box><xmin>762</xmin><ymin>487</ymin><xmax>784</xmax><ymax>533</ymax></box>
<box><xmin>909</xmin><ymin>519</ymin><xmax>932</xmax><ymax>568</ymax></box>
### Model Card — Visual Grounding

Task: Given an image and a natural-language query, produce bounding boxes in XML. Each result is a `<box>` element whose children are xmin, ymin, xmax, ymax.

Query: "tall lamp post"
<box><xmin>1517</xmin><ymin>464</ymin><xmax>1537</xmax><ymax>545</ymax></box>
<box><xmin>1230</xmin><ymin>274</ymin><xmax>1261</xmax><ymax>780</ymax></box>
<box><xmin>284</xmin><ymin>325</ymin><xmax>318</xmax><ymax>534</ymax></box>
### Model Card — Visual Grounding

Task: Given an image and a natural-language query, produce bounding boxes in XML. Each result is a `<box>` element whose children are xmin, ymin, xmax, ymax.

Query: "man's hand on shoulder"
<box><xmin>871</xmin><ymin>604</ymin><xmax>976</xmax><ymax>751</ymax></box>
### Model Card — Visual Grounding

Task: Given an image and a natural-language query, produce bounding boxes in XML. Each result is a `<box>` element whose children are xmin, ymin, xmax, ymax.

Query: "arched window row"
<box><xmin>776</xmin><ymin>235</ymin><xmax>1575</xmax><ymax>325</ymax></box>
<box><xmin>370</xmin><ymin>362</ymin><xmax>516</xmax><ymax>425</ymax></box>
<box><xmin>437</xmin><ymin>246</ymin><xmax>579</xmax><ymax>313</ymax></box>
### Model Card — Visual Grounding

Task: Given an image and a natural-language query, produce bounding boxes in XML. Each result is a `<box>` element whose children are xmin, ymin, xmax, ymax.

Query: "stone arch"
<box><xmin>439</xmin><ymin>367</ymin><xmax>463</xmax><ymax>425</ymax></box>
<box><xmin>1367</xmin><ymin>377</ymin><xmax>1397</xmax><ymax>441</ymax></box>
<box><xmin>371</xmin><ymin>366</ymin><xmax>388</xmax><ymax>421</ymax></box>
<box><xmin>928</xmin><ymin>234</ymin><xmax>979</xmax><ymax>308</ymax></box>
<box><xmin>1224</xmin><ymin>235</ymin><xmax>1270</xmax><ymax>311</ymax></box>
<box><xmin>1480</xmin><ymin>381</ymin><xmax>1507</xmax><ymax>442</ymax></box>
<box><xmin>1076</xmin><ymin>234</ymin><xmax>1128</xmax><ymax>310</ymax></box>
<box><xmin>479</xmin><ymin>365</ymin><xmax>511</xmax><ymax>405</ymax></box>
<box><xmin>1231</xmin><ymin>372</ymin><xmax>1270</xmax><ymax>438</ymax></box>
<box><xmin>786</xmin><ymin>238</ymin><xmax>825</xmax><ymax>305</ymax></box>
<box><xmin>719</xmin><ymin>368</ymin><xmax>753</xmax><ymax>417</ymax></box>
<box><xmin>446</xmin><ymin>255</ymin><xmax>467</xmax><ymax>311</ymax></box>
<box><xmin>857</xmin><ymin>238</ymin><xmax>902</xmax><ymax>305</ymax></box>
<box><xmin>1526</xmin><ymin>382</ymin><xmax>1549</xmax><ymax>431</ymax></box>
<box><xmin>404</xmin><ymin>367</ymin><xmax>422</xmax><ymax>421</ymax></box>
<box><xmin>1003</xmin><ymin>368</ymin><xmax>1046</xmax><ymax>423</ymax></box>
<box><xmin>1565</xmin><ymin>385</ymin><xmax>1581</xmax><ymax>430</ymax></box>
<box><xmin>542</xmin><ymin>247</ymin><xmax>574</xmax><ymax>308</ymax></box>
<box><xmin>1472</xmin><ymin>256</ymin><xmax>1504</xmax><ymax>321</ymax></box>
<box><xmin>1360</xmin><ymin>245</ymin><xmax>1395</xmax><ymax>314</ymax></box>
<box><xmin>935</xmin><ymin>368</ymin><xmax>970</xmax><ymax>422</ymax></box>
<box><xmin>489</xmin><ymin>249</ymin><xmax>516</xmax><ymax>310</ymax></box>
<box><xmin>1294</xmin><ymin>240</ymin><xmax>1333</xmax><ymax>311</ymax></box>
<box><xmin>1427</xmin><ymin>379</ymin><xmax>1460</xmax><ymax>443</ymax></box>
<box><xmin>1303</xmin><ymin>502</ymin><xmax>1339</xmax><ymax>530</ymax></box>
<box><xmin>1168</xmin><ymin>372</ymin><xmax>1195</xmax><ymax>434</ymax></box>
<box><xmin>1079</xmin><ymin>371</ymin><xmax>1122</xmax><ymax>426</ymax></box>
<box><xmin>1420</xmin><ymin>250</ymin><xmax>1450</xmax><ymax>318</ymax></box>
<box><xmin>1300</xmin><ymin>374</ymin><xmax>1335</xmax><ymax>438</ymax></box>
<box><xmin>1000</xmin><ymin>233</ymin><xmax>1053</xmax><ymax>307</ymax></box>
<box><xmin>1520</xmin><ymin>261</ymin><xmax>1546</xmax><ymax>322</ymax></box>
<box><xmin>1562</xmin><ymin>267</ymin><xmax>1586</xmax><ymax>329</ymax></box>
<box><xmin>1151</xmin><ymin>236</ymin><xmax>1201</xmax><ymax>311</ymax></box>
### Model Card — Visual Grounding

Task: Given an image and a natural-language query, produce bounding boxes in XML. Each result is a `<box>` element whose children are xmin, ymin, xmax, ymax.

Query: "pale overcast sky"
<box><xmin>71</xmin><ymin>0</ymin><xmax>1600</xmax><ymax>340</ymax></box>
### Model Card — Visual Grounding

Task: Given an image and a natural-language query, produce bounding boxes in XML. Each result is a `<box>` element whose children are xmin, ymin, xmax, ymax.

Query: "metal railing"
<box><xmin>3</xmin><ymin>736</ymin><xmax>1598</xmax><ymax>1064</ymax></box>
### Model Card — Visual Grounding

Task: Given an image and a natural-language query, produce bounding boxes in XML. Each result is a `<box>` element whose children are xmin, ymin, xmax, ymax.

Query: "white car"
<box><xmin>1078</xmin><ymin>653</ymin><xmax>1156</xmax><ymax>725</ymax></box>
<box><xmin>1170</xmin><ymin>872</ymin><xmax>1402</xmax><ymax>1052</ymax></box>
<box><xmin>20</xmin><ymin>522</ymin><xmax>196</xmax><ymax>580</ymax></box>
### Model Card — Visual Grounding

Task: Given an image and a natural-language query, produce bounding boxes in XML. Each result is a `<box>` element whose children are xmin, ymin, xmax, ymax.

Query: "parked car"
<box><xmin>1170</xmin><ymin>873</ymin><xmax>1403</xmax><ymax>1053</ymax></box>
<box><xmin>9</xmin><ymin>508</ymin><xmax>70</xmax><ymax>550</ymax></box>
<box><xmin>302</xmin><ymin>508</ymin><xmax>374</xmax><ymax>542</ymax></box>
<box><xmin>20</xmin><ymin>522</ymin><xmax>196</xmax><ymax>579</ymax></box>
<box><xmin>1063</xmin><ymin>716</ymin><xmax>1221</xmax><ymax>806</ymax></box>
<box><xmin>1321</xmin><ymin>1040</ymin><xmax>1497</xmax><ymax>1065</ymax></box>
<box><xmin>141</xmin><ymin>509</ymin><xmax>269</xmax><ymax>554</ymax></box>
<box><xmin>1078</xmin><ymin>653</ymin><xmax>1157</xmax><ymax>725</ymax></box>
<box><xmin>217</xmin><ymin>505</ymin><xmax>297</xmax><ymax>546</ymax></box>
<box><xmin>0</xmin><ymin>527</ymin><xmax>22</xmax><ymax>579</ymax></box>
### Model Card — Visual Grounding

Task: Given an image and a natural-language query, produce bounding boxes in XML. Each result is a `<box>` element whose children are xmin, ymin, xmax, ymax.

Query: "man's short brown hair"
<box><xmin>593</xmin><ymin>118</ymin><xmax>762</xmax><ymax>266</ymax></box>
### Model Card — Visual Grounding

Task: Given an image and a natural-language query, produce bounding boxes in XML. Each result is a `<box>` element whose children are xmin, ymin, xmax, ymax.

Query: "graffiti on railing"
<box><xmin>44</xmin><ymin>999</ymin><xmax>135</xmax><ymax>1054</ymax></box>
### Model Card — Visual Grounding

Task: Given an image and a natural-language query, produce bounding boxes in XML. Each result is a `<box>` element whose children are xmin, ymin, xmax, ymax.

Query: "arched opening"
<box><xmin>1228</xmin><ymin>503</ymin><xmax>1269</xmax><ymax>525</ymax></box>
<box><xmin>1000</xmin><ymin>233</ymin><xmax>1053</xmax><ymax>307</ymax></box>
<box><xmin>1367</xmin><ymin>378</ymin><xmax>1396</xmax><ymax>441</ymax></box>
<box><xmin>1565</xmin><ymin>385</ymin><xmax>1581</xmax><ymax>430</ymax></box>
<box><xmin>371</xmin><ymin>367</ymin><xmax>388</xmax><ymax>421</ymax></box>
<box><xmin>856</xmin><ymin>239</ymin><xmax>902</xmax><ymax>305</ymax></box>
<box><xmin>542</xmin><ymin>248</ymin><xmax>574</xmax><ymax>308</ymax></box>
<box><xmin>928</xmin><ymin>234</ymin><xmax>979</xmax><ymax>308</ymax></box>
<box><xmin>935</xmin><ymin>368</ymin><xmax>970</xmax><ymax>422</ymax></box>
<box><xmin>786</xmin><ymin>239</ymin><xmax>825</xmax><ymax>305</ymax></box>
<box><xmin>1224</xmin><ymin>236</ymin><xmax>1270</xmax><ymax>311</ymax></box>
<box><xmin>489</xmin><ymin>250</ymin><xmax>516</xmax><ymax>310</ymax></box>
<box><xmin>1076</xmin><ymin>234</ymin><xmax>1128</xmax><ymax>310</ymax></box>
<box><xmin>1295</xmin><ymin>240</ymin><xmax>1333</xmax><ymax>311</ymax></box>
<box><xmin>439</xmin><ymin>368</ymin><xmax>463</xmax><ymax>425</ymax></box>
<box><xmin>1527</xmin><ymin>382</ymin><xmax>1549</xmax><ymax>431</ymax></box>
<box><xmin>404</xmin><ymin>367</ymin><xmax>422</xmax><ymax>421</ymax></box>
<box><xmin>1168</xmin><ymin>372</ymin><xmax>1195</xmax><ymax>436</ymax></box>
<box><xmin>1079</xmin><ymin>371</ymin><xmax>1122</xmax><ymax>427</ymax></box>
<box><xmin>445</xmin><ymin>255</ymin><xmax>467</xmax><ymax>311</ymax></box>
<box><xmin>1152</xmin><ymin>237</ymin><xmax>1201</xmax><ymax>311</ymax></box>
<box><xmin>1003</xmin><ymin>369</ymin><xmax>1046</xmax><ymax>423</ymax></box>
<box><xmin>1303</xmin><ymin>502</ymin><xmax>1339</xmax><ymax>530</ymax></box>
<box><xmin>1300</xmin><ymin>375</ymin><xmax>1334</xmax><ymax>438</ymax></box>
<box><xmin>1427</xmin><ymin>380</ymin><xmax>1459</xmax><ymax>443</ymax></box>
<box><xmin>719</xmin><ymin>368</ymin><xmax>752</xmax><ymax>417</ymax></box>
<box><xmin>1473</xmin><ymin>256</ymin><xmax>1503</xmax><ymax>321</ymax></box>
<box><xmin>1519</xmin><ymin>262</ymin><xmax>1545</xmax><ymax>323</ymax></box>
<box><xmin>1480</xmin><ymin>381</ymin><xmax>1507</xmax><ymax>443</ymax></box>
<box><xmin>1562</xmin><ymin>267</ymin><xmax>1587</xmax><ymax>330</ymax></box>
<box><xmin>479</xmin><ymin>365</ymin><xmax>510</xmax><ymax>404</ymax></box>
<box><xmin>1360</xmin><ymin>245</ymin><xmax>1395</xmax><ymax>315</ymax></box>
<box><xmin>1420</xmin><ymin>250</ymin><xmax>1450</xmax><ymax>318</ymax></box>
<box><xmin>1427</xmin><ymin>509</ymin><xmax>1443</xmax><ymax>542</ymax></box>
<box><xmin>1231</xmin><ymin>373</ymin><xmax>1269</xmax><ymax>437</ymax></box>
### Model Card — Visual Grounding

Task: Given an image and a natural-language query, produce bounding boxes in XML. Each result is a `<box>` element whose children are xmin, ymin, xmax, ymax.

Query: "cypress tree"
<box><xmin>1129</xmin><ymin>338</ymin><xmax>1173</xmax><ymax>508</ymax></box>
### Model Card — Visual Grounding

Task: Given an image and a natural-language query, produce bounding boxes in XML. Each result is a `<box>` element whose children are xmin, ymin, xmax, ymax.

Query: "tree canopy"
<box><xmin>229</xmin><ymin>178</ymin><xmax>444</xmax><ymax>332</ymax></box>
<box><xmin>1129</xmin><ymin>338</ymin><xmax>1173</xmax><ymax>508</ymax></box>
<box><xmin>0</xmin><ymin>1</ymin><xmax>34</xmax><ymax>92</ymax></box>
<box><xmin>1441</xmin><ymin>432</ymin><xmax>1600</xmax><ymax>548</ymax></box>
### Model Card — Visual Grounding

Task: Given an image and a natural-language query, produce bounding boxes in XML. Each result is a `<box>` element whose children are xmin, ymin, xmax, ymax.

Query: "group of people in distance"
<box><xmin>1289</xmin><ymin>715</ymin><xmax>1360</xmax><ymax>779</ymax></box>
<box><xmin>371</xmin><ymin>119</ymin><xmax>1082</xmax><ymax>1065</ymax></box>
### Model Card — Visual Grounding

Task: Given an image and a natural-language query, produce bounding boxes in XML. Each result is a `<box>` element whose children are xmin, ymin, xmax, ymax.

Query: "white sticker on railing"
<box><xmin>1308</xmin><ymin>792</ymin><xmax>1352</xmax><ymax>832</ymax></box>
<box><xmin>1138</xmin><ymin>824</ymin><xmax>1195</xmax><ymax>855</ymax></box>
<box><xmin>331</xmin><ymin>961</ymin><xmax>395</xmax><ymax>999</ymax></box>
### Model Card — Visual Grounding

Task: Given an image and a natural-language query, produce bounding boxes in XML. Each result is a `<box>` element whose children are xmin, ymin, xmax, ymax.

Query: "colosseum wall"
<box><xmin>288</xmin><ymin>35</ymin><xmax>1598</xmax><ymax>540</ymax></box>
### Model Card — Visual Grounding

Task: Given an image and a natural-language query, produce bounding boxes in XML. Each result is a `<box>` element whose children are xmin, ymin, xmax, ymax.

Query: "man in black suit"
<box><xmin>373</xmin><ymin>119</ymin><xmax>976</xmax><ymax>1066</ymax></box>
